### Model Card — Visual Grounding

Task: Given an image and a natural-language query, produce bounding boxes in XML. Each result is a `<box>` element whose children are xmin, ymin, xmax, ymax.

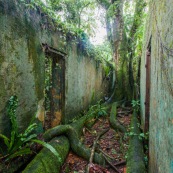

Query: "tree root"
<box><xmin>23</xmin><ymin>113</ymin><xmax>106</xmax><ymax>172</ymax></box>
<box><xmin>103</xmin><ymin>155</ymin><xmax>121</xmax><ymax>173</ymax></box>
<box><xmin>43</xmin><ymin>124</ymin><xmax>105</xmax><ymax>166</ymax></box>
<box><xmin>99</xmin><ymin>149</ymin><xmax>115</xmax><ymax>160</ymax></box>
<box><xmin>23</xmin><ymin>136</ymin><xmax>70</xmax><ymax>173</ymax></box>
<box><xmin>110</xmin><ymin>102</ymin><xmax>126</xmax><ymax>133</ymax></box>
<box><xmin>23</xmin><ymin>102</ymin><xmax>127</xmax><ymax>172</ymax></box>
<box><xmin>126</xmin><ymin>111</ymin><xmax>146</xmax><ymax>173</ymax></box>
<box><xmin>114</xmin><ymin>160</ymin><xmax>126</xmax><ymax>166</ymax></box>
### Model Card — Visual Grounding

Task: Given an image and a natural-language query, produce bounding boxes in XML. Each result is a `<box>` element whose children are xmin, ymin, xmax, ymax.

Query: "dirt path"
<box><xmin>61</xmin><ymin>107</ymin><xmax>132</xmax><ymax>173</ymax></box>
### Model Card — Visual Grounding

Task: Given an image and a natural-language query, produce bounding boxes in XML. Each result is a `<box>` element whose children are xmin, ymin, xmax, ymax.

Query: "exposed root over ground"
<box><xmin>23</xmin><ymin>103</ymin><xmax>131</xmax><ymax>173</ymax></box>
<box><xmin>60</xmin><ymin>106</ymin><xmax>131</xmax><ymax>173</ymax></box>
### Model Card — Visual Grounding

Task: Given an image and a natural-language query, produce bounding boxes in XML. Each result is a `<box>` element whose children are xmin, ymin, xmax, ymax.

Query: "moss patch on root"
<box><xmin>126</xmin><ymin>111</ymin><xmax>146</xmax><ymax>173</ymax></box>
<box><xmin>23</xmin><ymin>112</ymin><xmax>106</xmax><ymax>173</ymax></box>
<box><xmin>23</xmin><ymin>136</ymin><xmax>70</xmax><ymax>173</ymax></box>
<box><xmin>109</xmin><ymin>102</ymin><xmax>126</xmax><ymax>133</ymax></box>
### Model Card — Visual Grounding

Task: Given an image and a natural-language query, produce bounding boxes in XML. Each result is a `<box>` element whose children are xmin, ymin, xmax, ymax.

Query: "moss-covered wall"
<box><xmin>0</xmin><ymin>0</ymin><xmax>46</xmax><ymax>134</ymax></box>
<box><xmin>0</xmin><ymin>0</ymin><xmax>109</xmax><ymax>134</ymax></box>
<box><xmin>64</xmin><ymin>41</ymin><xmax>108</xmax><ymax>123</ymax></box>
<box><xmin>140</xmin><ymin>1</ymin><xmax>173</xmax><ymax>172</ymax></box>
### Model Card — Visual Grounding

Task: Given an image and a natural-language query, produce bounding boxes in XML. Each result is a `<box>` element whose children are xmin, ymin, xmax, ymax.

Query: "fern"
<box><xmin>0</xmin><ymin>96</ymin><xmax>59</xmax><ymax>162</ymax></box>
<box><xmin>32</xmin><ymin>139</ymin><xmax>62</xmax><ymax>163</ymax></box>
<box><xmin>7</xmin><ymin>148</ymin><xmax>32</xmax><ymax>160</ymax></box>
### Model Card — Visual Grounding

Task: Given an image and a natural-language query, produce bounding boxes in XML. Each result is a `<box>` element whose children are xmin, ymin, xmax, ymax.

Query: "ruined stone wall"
<box><xmin>64</xmin><ymin>41</ymin><xmax>109</xmax><ymax>123</ymax></box>
<box><xmin>140</xmin><ymin>1</ymin><xmax>173</xmax><ymax>172</ymax></box>
<box><xmin>0</xmin><ymin>0</ymin><xmax>109</xmax><ymax>134</ymax></box>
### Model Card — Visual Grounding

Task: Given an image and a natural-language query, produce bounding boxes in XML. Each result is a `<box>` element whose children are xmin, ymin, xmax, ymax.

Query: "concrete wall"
<box><xmin>140</xmin><ymin>1</ymin><xmax>173</xmax><ymax>172</ymax></box>
<box><xmin>65</xmin><ymin>41</ymin><xmax>108</xmax><ymax>123</ymax></box>
<box><xmin>0</xmin><ymin>0</ymin><xmax>109</xmax><ymax>134</ymax></box>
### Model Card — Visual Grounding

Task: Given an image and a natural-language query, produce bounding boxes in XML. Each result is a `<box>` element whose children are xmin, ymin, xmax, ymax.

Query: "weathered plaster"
<box><xmin>0</xmin><ymin>0</ymin><xmax>109</xmax><ymax>135</ymax></box>
<box><xmin>141</xmin><ymin>1</ymin><xmax>173</xmax><ymax>172</ymax></box>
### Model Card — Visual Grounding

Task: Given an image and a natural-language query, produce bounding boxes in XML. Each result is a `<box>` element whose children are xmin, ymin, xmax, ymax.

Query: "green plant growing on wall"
<box><xmin>45</xmin><ymin>56</ymin><xmax>53</xmax><ymax>112</ymax></box>
<box><xmin>0</xmin><ymin>96</ymin><xmax>61</xmax><ymax>162</ymax></box>
<box><xmin>19</xmin><ymin>0</ymin><xmax>98</xmax><ymax>38</ymax></box>
<box><xmin>0</xmin><ymin>96</ymin><xmax>35</xmax><ymax>159</ymax></box>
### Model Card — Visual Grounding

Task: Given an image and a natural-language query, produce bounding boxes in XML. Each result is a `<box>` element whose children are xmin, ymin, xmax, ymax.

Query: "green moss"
<box><xmin>0</xmin><ymin>0</ymin><xmax>16</xmax><ymax>15</ymax></box>
<box><xmin>0</xmin><ymin>159</ymin><xmax>25</xmax><ymax>173</ymax></box>
<box><xmin>126</xmin><ymin>112</ymin><xmax>146</xmax><ymax>173</ymax></box>
<box><xmin>26</xmin><ymin>24</ymin><xmax>44</xmax><ymax>101</ymax></box>
<box><xmin>0</xmin><ymin>53</ymin><xmax>5</xmax><ymax>64</ymax></box>
<box><xmin>23</xmin><ymin>136</ymin><xmax>70</xmax><ymax>173</ymax></box>
<box><xmin>85</xmin><ymin>118</ymin><xmax>96</xmax><ymax>129</ymax></box>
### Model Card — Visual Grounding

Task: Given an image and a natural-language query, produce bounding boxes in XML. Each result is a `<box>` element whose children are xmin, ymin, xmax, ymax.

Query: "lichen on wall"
<box><xmin>64</xmin><ymin>40</ymin><xmax>108</xmax><ymax>123</ymax></box>
<box><xmin>140</xmin><ymin>1</ymin><xmax>173</xmax><ymax>172</ymax></box>
<box><xmin>0</xmin><ymin>5</ymin><xmax>39</xmax><ymax>133</ymax></box>
<box><xmin>0</xmin><ymin>0</ymin><xmax>110</xmax><ymax>136</ymax></box>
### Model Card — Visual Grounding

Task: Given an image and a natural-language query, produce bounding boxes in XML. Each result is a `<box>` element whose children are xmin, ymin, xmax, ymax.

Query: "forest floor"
<box><xmin>60</xmin><ymin>107</ymin><xmax>132</xmax><ymax>173</ymax></box>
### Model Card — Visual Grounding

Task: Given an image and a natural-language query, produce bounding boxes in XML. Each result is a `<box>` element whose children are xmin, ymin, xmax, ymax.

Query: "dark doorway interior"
<box><xmin>144</xmin><ymin>45</ymin><xmax>151</xmax><ymax>133</ymax></box>
<box><xmin>43</xmin><ymin>44</ymin><xmax>66</xmax><ymax>130</ymax></box>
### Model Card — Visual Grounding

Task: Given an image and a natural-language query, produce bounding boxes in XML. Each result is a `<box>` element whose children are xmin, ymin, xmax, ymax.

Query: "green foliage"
<box><xmin>123</xmin><ymin>0</ymin><xmax>136</xmax><ymax>37</ymax></box>
<box><xmin>107</xmin><ymin>0</ymin><xmax>120</xmax><ymax>18</ymax></box>
<box><xmin>112</xmin><ymin>0</ymin><xmax>147</xmax><ymax>99</ymax></box>
<box><xmin>133</xmin><ymin>13</ymin><xmax>146</xmax><ymax>58</ymax></box>
<box><xmin>131</xmin><ymin>100</ymin><xmax>140</xmax><ymax>111</ymax></box>
<box><xmin>0</xmin><ymin>96</ymin><xmax>60</xmax><ymax>162</ymax></box>
<box><xmin>77</xmin><ymin>34</ymin><xmax>113</xmax><ymax>66</ymax></box>
<box><xmin>19</xmin><ymin>0</ymin><xmax>97</xmax><ymax>37</ymax></box>
<box><xmin>0</xmin><ymin>96</ymin><xmax>37</xmax><ymax>160</ymax></box>
<box><xmin>45</xmin><ymin>57</ymin><xmax>52</xmax><ymax>111</ymax></box>
<box><xmin>7</xmin><ymin>95</ymin><xmax>18</xmax><ymax>136</ymax></box>
<box><xmin>124</xmin><ymin>0</ymin><xmax>147</xmax><ymax>63</ymax></box>
<box><xmin>93</xmin><ymin>41</ymin><xmax>114</xmax><ymax>75</ymax></box>
<box><xmin>95</xmin><ymin>41</ymin><xmax>113</xmax><ymax>61</ymax></box>
<box><xmin>31</xmin><ymin>139</ymin><xmax>62</xmax><ymax>163</ymax></box>
<box><xmin>144</xmin><ymin>155</ymin><xmax>148</xmax><ymax>166</ymax></box>
<box><xmin>126</xmin><ymin>126</ymin><xmax>149</xmax><ymax>141</ymax></box>
<box><xmin>111</xmin><ymin>148</ymin><xmax>117</xmax><ymax>155</ymax></box>
<box><xmin>103</xmin><ymin>65</ymin><xmax>111</xmax><ymax>77</ymax></box>
<box><xmin>19</xmin><ymin>0</ymin><xmax>114</xmax><ymax>66</ymax></box>
<box><xmin>86</xmin><ymin>100</ymin><xmax>108</xmax><ymax>119</ymax></box>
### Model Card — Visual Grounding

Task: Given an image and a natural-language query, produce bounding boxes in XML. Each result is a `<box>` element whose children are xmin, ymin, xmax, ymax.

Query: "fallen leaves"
<box><xmin>88</xmin><ymin>163</ymin><xmax>110</xmax><ymax>173</ymax></box>
<box><xmin>61</xmin><ymin>108</ymin><xmax>131</xmax><ymax>173</ymax></box>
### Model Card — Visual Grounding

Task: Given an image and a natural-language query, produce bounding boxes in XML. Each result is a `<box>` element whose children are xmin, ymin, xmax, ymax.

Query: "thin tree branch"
<box><xmin>86</xmin><ymin>128</ymin><xmax>109</xmax><ymax>173</ymax></box>
<box><xmin>103</xmin><ymin>155</ymin><xmax>121</xmax><ymax>173</ymax></box>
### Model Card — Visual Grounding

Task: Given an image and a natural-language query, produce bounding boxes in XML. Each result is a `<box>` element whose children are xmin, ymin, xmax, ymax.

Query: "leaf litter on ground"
<box><xmin>61</xmin><ymin>107</ymin><xmax>131</xmax><ymax>173</ymax></box>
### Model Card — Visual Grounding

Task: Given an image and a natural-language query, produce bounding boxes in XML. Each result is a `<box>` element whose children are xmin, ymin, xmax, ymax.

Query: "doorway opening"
<box><xmin>43</xmin><ymin>44</ymin><xmax>66</xmax><ymax>130</ymax></box>
<box><xmin>144</xmin><ymin>43</ymin><xmax>151</xmax><ymax>133</ymax></box>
